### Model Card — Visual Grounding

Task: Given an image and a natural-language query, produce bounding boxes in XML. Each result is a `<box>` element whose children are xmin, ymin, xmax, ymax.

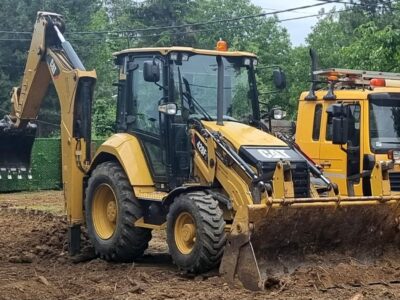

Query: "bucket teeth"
<box><xmin>0</xmin><ymin>123</ymin><xmax>36</xmax><ymax>176</ymax></box>
<box><xmin>0</xmin><ymin>168</ymin><xmax>33</xmax><ymax>180</ymax></box>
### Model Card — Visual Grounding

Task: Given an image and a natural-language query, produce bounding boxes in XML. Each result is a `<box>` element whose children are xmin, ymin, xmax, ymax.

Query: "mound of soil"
<box><xmin>1</xmin><ymin>192</ymin><xmax>400</xmax><ymax>299</ymax></box>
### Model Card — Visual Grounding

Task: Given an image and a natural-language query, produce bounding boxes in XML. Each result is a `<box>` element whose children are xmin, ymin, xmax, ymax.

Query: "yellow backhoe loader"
<box><xmin>1</xmin><ymin>12</ymin><xmax>400</xmax><ymax>291</ymax></box>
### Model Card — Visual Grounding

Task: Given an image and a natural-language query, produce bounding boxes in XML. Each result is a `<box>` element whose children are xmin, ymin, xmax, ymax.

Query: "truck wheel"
<box><xmin>166</xmin><ymin>191</ymin><xmax>226</xmax><ymax>273</ymax></box>
<box><xmin>85</xmin><ymin>161</ymin><xmax>151</xmax><ymax>261</ymax></box>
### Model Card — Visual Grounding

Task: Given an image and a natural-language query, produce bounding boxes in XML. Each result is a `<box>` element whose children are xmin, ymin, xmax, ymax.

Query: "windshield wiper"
<box><xmin>177</xmin><ymin>67</ymin><xmax>212</xmax><ymax>121</ymax></box>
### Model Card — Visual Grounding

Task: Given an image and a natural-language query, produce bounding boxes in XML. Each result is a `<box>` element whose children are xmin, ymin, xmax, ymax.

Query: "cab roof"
<box><xmin>299</xmin><ymin>88</ymin><xmax>400</xmax><ymax>101</ymax></box>
<box><xmin>299</xmin><ymin>68</ymin><xmax>400</xmax><ymax>101</ymax></box>
<box><xmin>113</xmin><ymin>47</ymin><xmax>257</xmax><ymax>58</ymax></box>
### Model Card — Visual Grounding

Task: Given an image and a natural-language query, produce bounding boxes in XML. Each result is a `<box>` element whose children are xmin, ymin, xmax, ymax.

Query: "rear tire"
<box><xmin>85</xmin><ymin>161</ymin><xmax>151</xmax><ymax>261</ymax></box>
<box><xmin>166</xmin><ymin>191</ymin><xmax>226</xmax><ymax>273</ymax></box>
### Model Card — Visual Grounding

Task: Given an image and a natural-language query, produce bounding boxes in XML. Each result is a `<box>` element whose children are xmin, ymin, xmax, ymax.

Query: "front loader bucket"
<box><xmin>0</xmin><ymin>122</ymin><xmax>36</xmax><ymax>177</ymax></box>
<box><xmin>220</xmin><ymin>196</ymin><xmax>400</xmax><ymax>291</ymax></box>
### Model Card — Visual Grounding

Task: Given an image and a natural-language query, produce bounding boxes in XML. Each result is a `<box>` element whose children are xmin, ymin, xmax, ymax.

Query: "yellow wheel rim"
<box><xmin>174</xmin><ymin>212</ymin><xmax>196</xmax><ymax>254</ymax></box>
<box><xmin>92</xmin><ymin>183</ymin><xmax>118</xmax><ymax>240</ymax></box>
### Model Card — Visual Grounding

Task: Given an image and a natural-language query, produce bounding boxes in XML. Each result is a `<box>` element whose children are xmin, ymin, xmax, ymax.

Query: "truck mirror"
<box><xmin>143</xmin><ymin>61</ymin><xmax>160</xmax><ymax>82</ymax></box>
<box><xmin>329</xmin><ymin>104</ymin><xmax>349</xmax><ymax>145</ymax></box>
<box><xmin>332</xmin><ymin>116</ymin><xmax>349</xmax><ymax>144</ymax></box>
<box><xmin>273</xmin><ymin>69</ymin><xmax>286</xmax><ymax>90</ymax></box>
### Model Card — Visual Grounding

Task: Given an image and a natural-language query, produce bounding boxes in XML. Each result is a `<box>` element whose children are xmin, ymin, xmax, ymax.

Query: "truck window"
<box><xmin>312</xmin><ymin>104</ymin><xmax>322</xmax><ymax>140</ymax></box>
<box><xmin>369</xmin><ymin>98</ymin><xmax>400</xmax><ymax>153</ymax></box>
<box><xmin>326</xmin><ymin>113</ymin><xmax>333</xmax><ymax>141</ymax></box>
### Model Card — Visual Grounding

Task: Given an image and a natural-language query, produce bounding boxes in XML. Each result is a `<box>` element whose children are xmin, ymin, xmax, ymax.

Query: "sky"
<box><xmin>250</xmin><ymin>0</ymin><xmax>344</xmax><ymax>46</ymax></box>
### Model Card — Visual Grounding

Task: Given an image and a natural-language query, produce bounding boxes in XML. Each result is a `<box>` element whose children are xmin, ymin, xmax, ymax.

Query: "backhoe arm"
<box><xmin>7</xmin><ymin>12</ymin><xmax>89</xmax><ymax>128</ymax></box>
<box><xmin>0</xmin><ymin>12</ymin><xmax>96</xmax><ymax>232</ymax></box>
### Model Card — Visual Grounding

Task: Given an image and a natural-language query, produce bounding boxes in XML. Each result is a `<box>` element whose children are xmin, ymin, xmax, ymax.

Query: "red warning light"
<box><xmin>370</xmin><ymin>78</ymin><xmax>386</xmax><ymax>87</ymax></box>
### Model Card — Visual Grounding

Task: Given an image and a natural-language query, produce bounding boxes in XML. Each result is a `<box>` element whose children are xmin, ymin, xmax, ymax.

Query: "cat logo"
<box><xmin>258</xmin><ymin>149</ymin><xmax>291</xmax><ymax>159</ymax></box>
<box><xmin>46</xmin><ymin>55</ymin><xmax>60</xmax><ymax>78</ymax></box>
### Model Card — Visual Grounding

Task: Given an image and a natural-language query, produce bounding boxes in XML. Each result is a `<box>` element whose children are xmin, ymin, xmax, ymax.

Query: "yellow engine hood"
<box><xmin>202</xmin><ymin>121</ymin><xmax>287</xmax><ymax>150</ymax></box>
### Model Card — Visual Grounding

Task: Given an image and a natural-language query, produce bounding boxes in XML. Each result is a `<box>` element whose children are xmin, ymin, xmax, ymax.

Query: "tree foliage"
<box><xmin>1</xmin><ymin>0</ymin><xmax>400</xmax><ymax>135</ymax></box>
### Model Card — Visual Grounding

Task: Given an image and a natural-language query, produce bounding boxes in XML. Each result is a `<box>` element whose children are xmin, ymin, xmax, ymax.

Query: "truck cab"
<box><xmin>296</xmin><ymin>69</ymin><xmax>400</xmax><ymax>196</ymax></box>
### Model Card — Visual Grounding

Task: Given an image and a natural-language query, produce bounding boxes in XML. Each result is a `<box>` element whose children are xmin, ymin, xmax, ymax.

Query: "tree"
<box><xmin>0</xmin><ymin>0</ymin><xmax>102</xmax><ymax>136</ymax></box>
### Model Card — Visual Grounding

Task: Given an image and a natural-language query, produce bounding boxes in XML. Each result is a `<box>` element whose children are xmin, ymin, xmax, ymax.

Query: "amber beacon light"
<box><xmin>216</xmin><ymin>39</ymin><xmax>228</xmax><ymax>51</ymax></box>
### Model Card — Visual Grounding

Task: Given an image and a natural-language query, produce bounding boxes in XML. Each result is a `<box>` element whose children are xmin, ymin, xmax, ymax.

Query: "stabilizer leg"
<box><xmin>68</xmin><ymin>224</ymin><xmax>81</xmax><ymax>256</ymax></box>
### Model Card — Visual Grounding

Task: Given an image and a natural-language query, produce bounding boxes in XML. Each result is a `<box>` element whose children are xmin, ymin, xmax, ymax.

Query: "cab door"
<box><xmin>295</xmin><ymin>101</ymin><xmax>323</xmax><ymax>164</ymax></box>
<box><xmin>125</xmin><ymin>55</ymin><xmax>168</xmax><ymax>185</ymax></box>
<box><xmin>124</xmin><ymin>55</ymin><xmax>190</xmax><ymax>190</ymax></box>
<box><xmin>319</xmin><ymin>102</ymin><xmax>361</xmax><ymax>195</ymax></box>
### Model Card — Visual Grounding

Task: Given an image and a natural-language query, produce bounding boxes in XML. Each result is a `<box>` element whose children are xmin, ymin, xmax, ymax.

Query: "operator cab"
<box><xmin>113</xmin><ymin>46</ymin><xmax>259</xmax><ymax>190</ymax></box>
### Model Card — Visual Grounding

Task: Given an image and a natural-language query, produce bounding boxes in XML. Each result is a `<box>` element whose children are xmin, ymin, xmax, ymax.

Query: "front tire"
<box><xmin>85</xmin><ymin>161</ymin><xmax>151</xmax><ymax>261</ymax></box>
<box><xmin>166</xmin><ymin>191</ymin><xmax>226</xmax><ymax>273</ymax></box>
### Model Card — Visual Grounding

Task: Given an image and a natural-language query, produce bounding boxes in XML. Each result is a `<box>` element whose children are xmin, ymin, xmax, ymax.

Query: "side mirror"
<box><xmin>273</xmin><ymin>69</ymin><xmax>286</xmax><ymax>90</ymax></box>
<box><xmin>329</xmin><ymin>104</ymin><xmax>349</xmax><ymax>145</ymax></box>
<box><xmin>158</xmin><ymin>103</ymin><xmax>177</xmax><ymax>115</ymax></box>
<box><xmin>143</xmin><ymin>61</ymin><xmax>160</xmax><ymax>82</ymax></box>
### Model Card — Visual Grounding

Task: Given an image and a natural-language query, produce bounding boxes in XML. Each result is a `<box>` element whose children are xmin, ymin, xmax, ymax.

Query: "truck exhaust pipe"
<box><xmin>305</xmin><ymin>48</ymin><xmax>319</xmax><ymax>100</ymax></box>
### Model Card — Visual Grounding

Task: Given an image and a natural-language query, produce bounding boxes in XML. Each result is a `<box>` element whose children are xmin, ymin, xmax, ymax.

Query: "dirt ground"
<box><xmin>1</xmin><ymin>191</ymin><xmax>400</xmax><ymax>299</ymax></box>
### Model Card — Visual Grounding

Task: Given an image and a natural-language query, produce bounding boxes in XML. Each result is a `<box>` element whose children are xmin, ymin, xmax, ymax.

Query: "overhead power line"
<box><xmin>317</xmin><ymin>0</ymin><xmax>391</xmax><ymax>8</ymax></box>
<box><xmin>69</xmin><ymin>2</ymin><xmax>332</xmax><ymax>35</ymax></box>
<box><xmin>0</xmin><ymin>6</ymin><xmax>355</xmax><ymax>43</ymax></box>
<box><xmin>0</xmin><ymin>2</ymin><xmax>334</xmax><ymax>37</ymax></box>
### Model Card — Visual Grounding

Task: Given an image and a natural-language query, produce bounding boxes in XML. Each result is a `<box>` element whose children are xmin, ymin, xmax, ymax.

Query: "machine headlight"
<box><xmin>170</xmin><ymin>52</ymin><xmax>178</xmax><ymax>61</ymax></box>
<box><xmin>388</xmin><ymin>150</ymin><xmax>400</xmax><ymax>161</ymax></box>
<box><xmin>394</xmin><ymin>151</ymin><xmax>400</xmax><ymax>161</ymax></box>
<box><xmin>158</xmin><ymin>103</ymin><xmax>177</xmax><ymax>115</ymax></box>
<box><xmin>182</xmin><ymin>53</ymin><xmax>189</xmax><ymax>61</ymax></box>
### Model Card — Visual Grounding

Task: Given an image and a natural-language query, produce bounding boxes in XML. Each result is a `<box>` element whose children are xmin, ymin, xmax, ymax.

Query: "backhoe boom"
<box><xmin>0</xmin><ymin>12</ymin><xmax>96</xmax><ymax>247</ymax></box>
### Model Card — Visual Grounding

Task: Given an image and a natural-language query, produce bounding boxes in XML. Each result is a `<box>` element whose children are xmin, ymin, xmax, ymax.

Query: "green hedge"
<box><xmin>0</xmin><ymin>138</ymin><xmax>103</xmax><ymax>192</ymax></box>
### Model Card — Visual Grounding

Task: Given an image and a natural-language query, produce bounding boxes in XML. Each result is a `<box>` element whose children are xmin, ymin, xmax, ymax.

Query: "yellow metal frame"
<box><xmin>272</xmin><ymin>161</ymin><xmax>295</xmax><ymax>199</ymax></box>
<box><xmin>371</xmin><ymin>161</ymin><xmax>392</xmax><ymax>196</ymax></box>
<box><xmin>92</xmin><ymin>133</ymin><xmax>154</xmax><ymax>188</ymax></box>
<box><xmin>5</xmin><ymin>12</ymin><xmax>98</xmax><ymax>224</ymax></box>
<box><xmin>113</xmin><ymin>46</ymin><xmax>257</xmax><ymax>58</ymax></box>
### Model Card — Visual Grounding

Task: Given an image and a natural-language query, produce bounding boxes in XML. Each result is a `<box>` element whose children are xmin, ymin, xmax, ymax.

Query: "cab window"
<box><xmin>128</xmin><ymin>57</ymin><xmax>163</xmax><ymax>135</ymax></box>
<box><xmin>312</xmin><ymin>104</ymin><xmax>322</xmax><ymax>141</ymax></box>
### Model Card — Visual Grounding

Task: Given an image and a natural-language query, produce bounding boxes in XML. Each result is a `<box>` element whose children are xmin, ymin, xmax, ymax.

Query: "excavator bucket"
<box><xmin>0</xmin><ymin>118</ymin><xmax>36</xmax><ymax>178</ymax></box>
<box><xmin>220</xmin><ymin>196</ymin><xmax>400</xmax><ymax>291</ymax></box>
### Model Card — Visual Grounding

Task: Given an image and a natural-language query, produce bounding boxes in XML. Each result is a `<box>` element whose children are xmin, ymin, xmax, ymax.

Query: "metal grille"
<box><xmin>389</xmin><ymin>172</ymin><xmax>400</xmax><ymax>191</ymax></box>
<box><xmin>291</xmin><ymin>163</ymin><xmax>310</xmax><ymax>198</ymax></box>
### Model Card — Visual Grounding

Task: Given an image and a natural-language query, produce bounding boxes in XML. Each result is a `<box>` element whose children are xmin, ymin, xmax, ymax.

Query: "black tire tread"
<box><xmin>85</xmin><ymin>161</ymin><xmax>151</xmax><ymax>262</ymax></box>
<box><xmin>167</xmin><ymin>190</ymin><xmax>226</xmax><ymax>273</ymax></box>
